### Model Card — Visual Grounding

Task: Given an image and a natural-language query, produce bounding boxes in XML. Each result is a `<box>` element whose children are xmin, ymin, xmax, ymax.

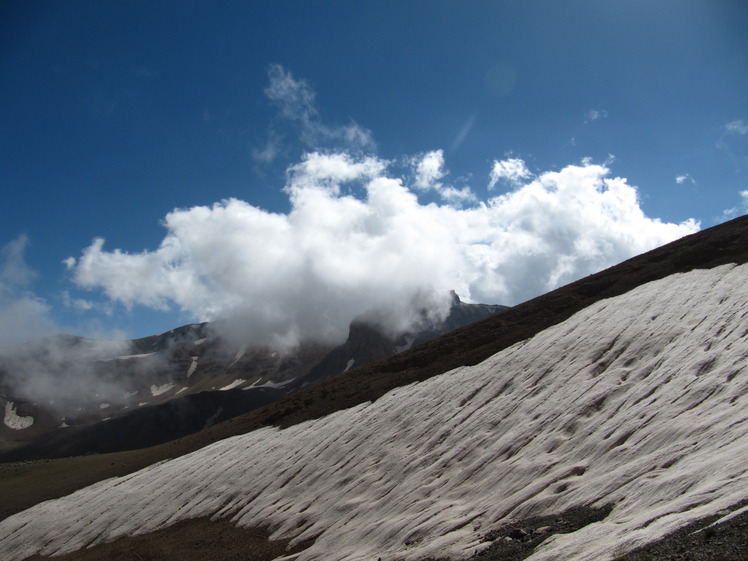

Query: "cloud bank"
<box><xmin>67</xmin><ymin>150</ymin><xmax>699</xmax><ymax>349</ymax></box>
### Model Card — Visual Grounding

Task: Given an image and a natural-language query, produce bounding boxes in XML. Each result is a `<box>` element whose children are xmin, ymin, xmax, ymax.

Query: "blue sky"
<box><xmin>2</xmin><ymin>0</ymin><xmax>747</xmax><ymax>344</ymax></box>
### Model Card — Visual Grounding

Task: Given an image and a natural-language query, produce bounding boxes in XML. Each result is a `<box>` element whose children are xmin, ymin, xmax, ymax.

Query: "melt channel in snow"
<box><xmin>1</xmin><ymin>264</ymin><xmax>747</xmax><ymax>561</ymax></box>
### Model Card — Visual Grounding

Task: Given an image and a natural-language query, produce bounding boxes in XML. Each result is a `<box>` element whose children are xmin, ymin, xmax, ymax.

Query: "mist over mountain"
<box><xmin>0</xmin><ymin>293</ymin><xmax>504</xmax><ymax>461</ymax></box>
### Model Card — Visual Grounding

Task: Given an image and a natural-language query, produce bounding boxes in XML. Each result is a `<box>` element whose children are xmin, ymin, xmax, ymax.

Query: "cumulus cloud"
<box><xmin>409</xmin><ymin>150</ymin><xmax>476</xmax><ymax>204</ymax></box>
<box><xmin>68</xmin><ymin>153</ymin><xmax>699</xmax><ymax>350</ymax></box>
<box><xmin>412</xmin><ymin>150</ymin><xmax>445</xmax><ymax>191</ymax></box>
<box><xmin>488</xmin><ymin>157</ymin><xmax>532</xmax><ymax>190</ymax></box>
<box><xmin>0</xmin><ymin>236</ymin><xmax>57</xmax><ymax>347</ymax></box>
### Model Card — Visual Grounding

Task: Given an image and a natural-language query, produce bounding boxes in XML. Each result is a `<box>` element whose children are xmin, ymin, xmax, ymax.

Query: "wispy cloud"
<box><xmin>61</xmin><ymin>290</ymin><xmax>98</xmax><ymax>313</ymax></box>
<box><xmin>0</xmin><ymin>236</ymin><xmax>56</xmax><ymax>347</ymax></box>
<box><xmin>675</xmin><ymin>173</ymin><xmax>696</xmax><ymax>185</ymax></box>
<box><xmin>724</xmin><ymin>119</ymin><xmax>748</xmax><ymax>135</ymax></box>
<box><xmin>584</xmin><ymin>108</ymin><xmax>608</xmax><ymax>123</ymax></box>
<box><xmin>251</xmin><ymin>130</ymin><xmax>283</xmax><ymax>165</ymax></box>
<box><xmin>721</xmin><ymin>190</ymin><xmax>748</xmax><ymax>221</ymax></box>
<box><xmin>264</xmin><ymin>64</ymin><xmax>318</xmax><ymax>122</ymax></box>
<box><xmin>716</xmin><ymin>119</ymin><xmax>748</xmax><ymax>169</ymax></box>
<box><xmin>257</xmin><ymin>64</ymin><xmax>375</xmax><ymax>164</ymax></box>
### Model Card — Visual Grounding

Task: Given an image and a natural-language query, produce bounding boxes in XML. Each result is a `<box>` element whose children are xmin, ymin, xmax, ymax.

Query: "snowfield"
<box><xmin>1</xmin><ymin>264</ymin><xmax>747</xmax><ymax>561</ymax></box>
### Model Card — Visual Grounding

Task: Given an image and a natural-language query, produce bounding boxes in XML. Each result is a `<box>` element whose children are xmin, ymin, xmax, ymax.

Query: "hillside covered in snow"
<box><xmin>1</xmin><ymin>218</ymin><xmax>747</xmax><ymax>560</ymax></box>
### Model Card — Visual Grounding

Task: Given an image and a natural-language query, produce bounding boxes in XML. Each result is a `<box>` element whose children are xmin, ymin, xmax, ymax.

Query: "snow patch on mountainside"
<box><xmin>395</xmin><ymin>335</ymin><xmax>416</xmax><ymax>353</ymax></box>
<box><xmin>219</xmin><ymin>379</ymin><xmax>245</xmax><ymax>391</ymax></box>
<box><xmin>1</xmin><ymin>264</ymin><xmax>747</xmax><ymax>561</ymax></box>
<box><xmin>99</xmin><ymin>352</ymin><xmax>157</xmax><ymax>362</ymax></box>
<box><xmin>247</xmin><ymin>379</ymin><xmax>293</xmax><ymax>390</ymax></box>
<box><xmin>149</xmin><ymin>383</ymin><xmax>174</xmax><ymax>397</ymax></box>
<box><xmin>3</xmin><ymin>402</ymin><xmax>33</xmax><ymax>430</ymax></box>
<box><xmin>187</xmin><ymin>357</ymin><xmax>198</xmax><ymax>377</ymax></box>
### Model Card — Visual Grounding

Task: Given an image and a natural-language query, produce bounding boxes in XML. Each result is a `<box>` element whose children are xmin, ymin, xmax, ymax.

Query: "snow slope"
<box><xmin>1</xmin><ymin>264</ymin><xmax>747</xmax><ymax>561</ymax></box>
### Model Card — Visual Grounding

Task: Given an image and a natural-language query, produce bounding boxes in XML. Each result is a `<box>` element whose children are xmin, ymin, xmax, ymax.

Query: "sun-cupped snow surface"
<box><xmin>1</xmin><ymin>264</ymin><xmax>747</xmax><ymax>561</ymax></box>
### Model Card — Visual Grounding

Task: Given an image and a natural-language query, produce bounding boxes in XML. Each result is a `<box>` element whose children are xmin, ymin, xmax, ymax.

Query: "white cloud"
<box><xmin>1</xmin><ymin>235</ymin><xmax>37</xmax><ymax>287</ymax></box>
<box><xmin>0</xmin><ymin>236</ymin><xmax>56</xmax><ymax>346</ymax></box>
<box><xmin>259</xmin><ymin>64</ymin><xmax>375</xmax><ymax>158</ymax></box>
<box><xmin>409</xmin><ymin>150</ymin><xmax>476</xmax><ymax>205</ymax></box>
<box><xmin>68</xmin><ymin>154</ymin><xmax>699</xmax><ymax>350</ymax></box>
<box><xmin>675</xmin><ymin>174</ymin><xmax>696</xmax><ymax>185</ymax></box>
<box><xmin>286</xmin><ymin>152</ymin><xmax>387</xmax><ymax>195</ymax></box>
<box><xmin>724</xmin><ymin>119</ymin><xmax>748</xmax><ymax>135</ymax></box>
<box><xmin>584</xmin><ymin>108</ymin><xmax>608</xmax><ymax>123</ymax></box>
<box><xmin>61</xmin><ymin>290</ymin><xmax>97</xmax><ymax>312</ymax></box>
<box><xmin>251</xmin><ymin>131</ymin><xmax>282</xmax><ymax>165</ymax></box>
<box><xmin>264</xmin><ymin>64</ymin><xmax>317</xmax><ymax>122</ymax></box>
<box><xmin>721</xmin><ymin>190</ymin><xmax>748</xmax><ymax>221</ymax></box>
<box><xmin>488</xmin><ymin>157</ymin><xmax>532</xmax><ymax>190</ymax></box>
<box><xmin>412</xmin><ymin>150</ymin><xmax>445</xmax><ymax>191</ymax></box>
